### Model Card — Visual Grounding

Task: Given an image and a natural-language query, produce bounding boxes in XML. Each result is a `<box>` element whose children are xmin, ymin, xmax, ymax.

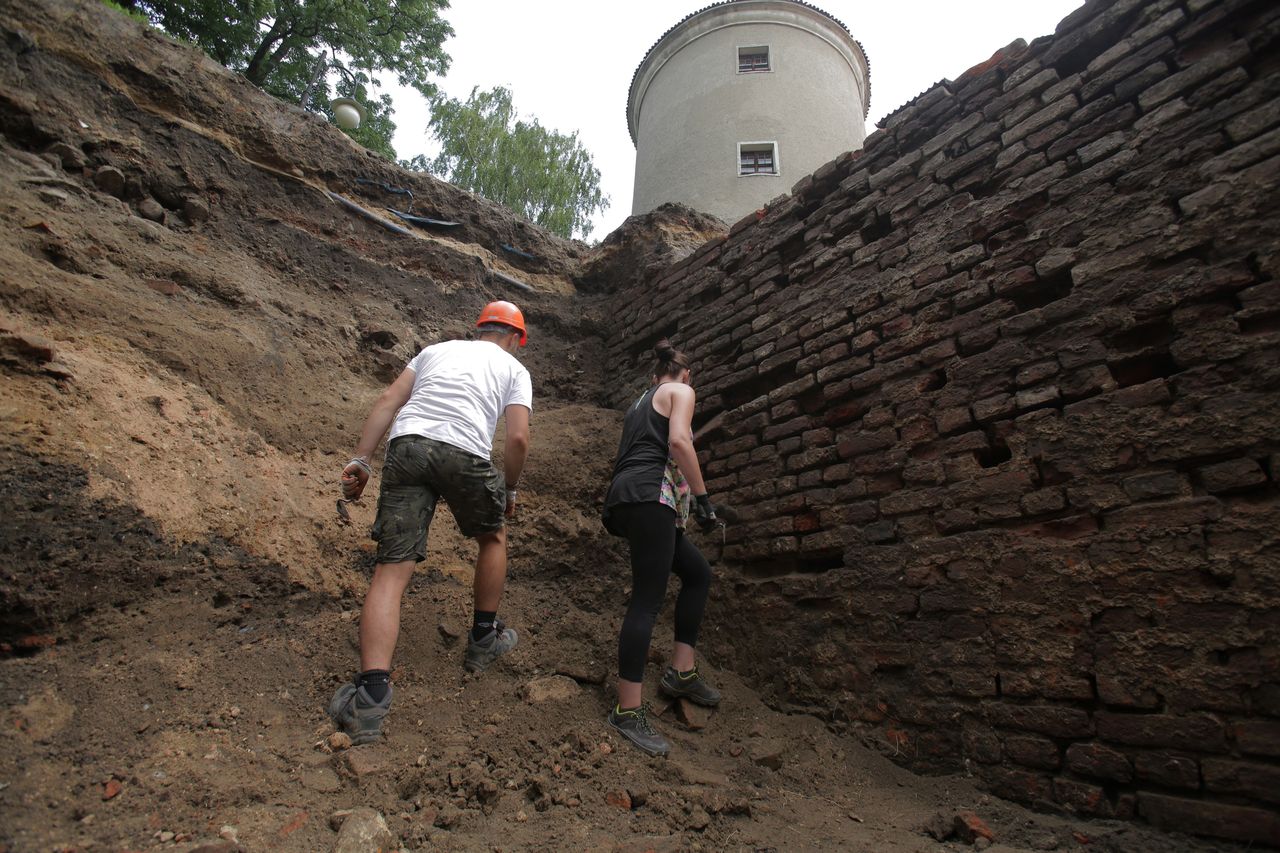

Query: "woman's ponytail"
<box><xmin>654</xmin><ymin>339</ymin><xmax>690</xmax><ymax>378</ymax></box>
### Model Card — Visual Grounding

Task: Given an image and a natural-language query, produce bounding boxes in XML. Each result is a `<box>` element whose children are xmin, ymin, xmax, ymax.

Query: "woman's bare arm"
<box><xmin>665</xmin><ymin>384</ymin><xmax>708</xmax><ymax>494</ymax></box>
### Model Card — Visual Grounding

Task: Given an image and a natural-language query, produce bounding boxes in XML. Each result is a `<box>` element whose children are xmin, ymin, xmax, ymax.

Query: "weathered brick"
<box><xmin>1202</xmin><ymin>759</ymin><xmax>1280</xmax><ymax>804</ymax></box>
<box><xmin>1053</xmin><ymin>778</ymin><xmax>1129</xmax><ymax>818</ymax></box>
<box><xmin>1227</xmin><ymin>97</ymin><xmax>1280</xmax><ymax>145</ymax></box>
<box><xmin>863</xmin><ymin>520</ymin><xmax>897</xmax><ymax>543</ymax></box>
<box><xmin>868</xmin><ymin>150</ymin><xmax>924</xmax><ymax>190</ymax></box>
<box><xmin>1020</xmin><ymin>488</ymin><xmax>1066</xmax><ymax>515</ymax></box>
<box><xmin>934</xmin><ymin>406</ymin><xmax>972</xmax><ymax>434</ymax></box>
<box><xmin>1082</xmin><ymin>36</ymin><xmax>1176</xmax><ymax>102</ymax></box>
<box><xmin>935</xmin><ymin>141</ymin><xmax>1002</xmax><ymax>183</ymax></box>
<box><xmin>983</xmin><ymin>68</ymin><xmax>1058</xmax><ymax>122</ymax></box>
<box><xmin>1095</xmin><ymin>712</ymin><xmax>1227</xmax><ymax>752</ymax></box>
<box><xmin>1102</xmin><ymin>497</ymin><xmax>1225</xmax><ymax>529</ymax></box>
<box><xmin>1137</xmin><ymin>39</ymin><xmax>1251</xmax><ymax>111</ymax></box>
<box><xmin>1236</xmin><ymin>720</ymin><xmax>1280</xmax><ymax>757</ymax></box>
<box><xmin>1014</xmin><ymin>384</ymin><xmax>1060</xmax><ymax>411</ymax></box>
<box><xmin>1065</xmin><ymin>742</ymin><xmax>1134</xmax><ymax>782</ymax></box>
<box><xmin>973</xmin><ymin>394</ymin><xmax>1015</xmax><ymax>422</ymax></box>
<box><xmin>1139</xmin><ymin>793</ymin><xmax>1280</xmax><ymax>846</ymax></box>
<box><xmin>836</xmin><ymin>428</ymin><xmax>896</xmax><ymax>458</ymax></box>
<box><xmin>1121</xmin><ymin>471</ymin><xmax>1187</xmax><ymax>501</ymax></box>
<box><xmin>879</xmin><ymin>488</ymin><xmax>943</xmax><ymax>516</ymax></box>
<box><xmin>1064</xmin><ymin>483</ymin><xmax>1127</xmax><ymax>513</ymax></box>
<box><xmin>1003</xmin><ymin>734</ymin><xmax>1061</xmax><ymax>770</ymax></box>
<box><xmin>1133</xmin><ymin>751</ymin><xmax>1200</xmax><ymax>789</ymax></box>
<box><xmin>1002</xmin><ymin>95</ymin><xmax>1080</xmax><ymax>146</ymax></box>
<box><xmin>985</xmin><ymin>704</ymin><xmax>1093</xmax><ymax>738</ymax></box>
<box><xmin>1197</xmin><ymin>458</ymin><xmax>1266</xmax><ymax>493</ymax></box>
<box><xmin>977</xmin><ymin>765</ymin><xmax>1052</xmax><ymax>804</ymax></box>
<box><xmin>1116</xmin><ymin>62</ymin><xmax>1173</xmax><ymax>102</ymax></box>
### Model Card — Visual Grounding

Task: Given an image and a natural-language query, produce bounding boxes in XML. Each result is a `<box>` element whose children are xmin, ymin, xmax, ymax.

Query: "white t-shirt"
<box><xmin>387</xmin><ymin>339</ymin><xmax>533</xmax><ymax>459</ymax></box>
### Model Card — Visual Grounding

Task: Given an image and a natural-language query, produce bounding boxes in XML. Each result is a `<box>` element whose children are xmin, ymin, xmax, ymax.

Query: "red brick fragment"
<box><xmin>952</xmin><ymin>811</ymin><xmax>995</xmax><ymax>843</ymax></box>
<box><xmin>278</xmin><ymin>811</ymin><xmax>308</xmax><ymax>837</ymax></box>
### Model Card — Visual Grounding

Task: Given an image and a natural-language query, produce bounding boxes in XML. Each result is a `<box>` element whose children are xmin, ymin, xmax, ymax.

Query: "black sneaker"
<box><xmin>658</xmin><ymin>665</ymin><xmax>721</xmax><ymax>707</ymax></box>
<box><xmin>327</xmin><ymin>681</ymin><xmax>393</xmax><ymax>745</ymax></box>
<box><xmin>464</xmin><ymin>621</ymin><xmax>519</xmax><ymax>672</ymax></box>
<box><xmin>608</xmin><ymin>703</ymin><xmax>670</xmax><ymax>757</ymax></box>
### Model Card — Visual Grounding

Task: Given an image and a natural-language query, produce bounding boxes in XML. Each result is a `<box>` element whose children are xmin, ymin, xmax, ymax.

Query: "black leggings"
<box><xmin>612</xmin><ymin>502</ymin><xmax>713</xmax><ymax>683</ymax></box>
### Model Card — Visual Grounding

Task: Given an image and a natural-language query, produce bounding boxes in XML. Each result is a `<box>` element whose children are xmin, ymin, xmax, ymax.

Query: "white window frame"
<box><xmin>738</xmin><ymin>141</ymin><xmax>780</xmax><ymax>177</ymax></box>
<box><xmin>736</xmin><ymin>44</ymin><xmax>772</xmax><ymax>74</ymax></box>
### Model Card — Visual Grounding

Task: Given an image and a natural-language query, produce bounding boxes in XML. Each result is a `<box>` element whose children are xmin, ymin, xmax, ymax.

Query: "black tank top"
<box><xmin>603</xmin><ymin>384</ymin><xmax>671</xmax><ymax>530</ymax></box>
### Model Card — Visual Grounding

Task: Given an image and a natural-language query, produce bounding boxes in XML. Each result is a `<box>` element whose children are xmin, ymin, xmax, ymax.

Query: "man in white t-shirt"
<box><xmin>327</xmin><ymin>300</ymin><xmax>533</xmax><ymax>744</ymax></box>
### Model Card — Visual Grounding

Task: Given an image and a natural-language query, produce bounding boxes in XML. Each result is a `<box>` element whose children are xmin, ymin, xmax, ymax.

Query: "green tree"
<box><xmin>406</xmin><ymin>86</ymin><xmax>609</xmax><ymax>240</ymax></box>
<box><xmin>119</xmin><ymin>0</ymin><xmax>452</xmax><ymax>158</ymax></box>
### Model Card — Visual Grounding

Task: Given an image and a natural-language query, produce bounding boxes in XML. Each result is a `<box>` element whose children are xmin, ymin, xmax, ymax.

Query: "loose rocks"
<box><xmin>136</xmin><ymin>197</ymin><xmax>165</xmax><ymax>222</ymax></box>
<box><xmin>183</xmin><ymin>196</ymin><xmax>210</xmax><ymax>223</ymax></box>
<box><xmin>333</xmin><ymin>808</ymin><xmax>395</xmax><ymax>853</ymax></box>
<box><xmin>93</xmin><ymin>166</ymin><xmax>126</xmax><ymax>197</ymax></box>
<box><xmin>520</xmin><ymin>675</ymin><xmax>581</xmax><ymax>703</ymax></box>
<box><xmin>45</xmin><ymin>142</ymin><xmax>84</xmax><ymax>170</ymax></box>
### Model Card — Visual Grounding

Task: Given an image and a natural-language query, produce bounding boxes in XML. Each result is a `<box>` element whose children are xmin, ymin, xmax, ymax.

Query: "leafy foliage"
<box><xmin>119</xmin><ymin>0</ymin><xmax>452</xmax><ymax>158</ymax></box>
<box><xmin>406</xmin><ymin>86</ymin><xmax>608</xmax><ymax>240</ymax></box>
<box><xmin>99</xmin><ymin>0</ymin><xmax>152</xmax><ymax>25</ymax></box>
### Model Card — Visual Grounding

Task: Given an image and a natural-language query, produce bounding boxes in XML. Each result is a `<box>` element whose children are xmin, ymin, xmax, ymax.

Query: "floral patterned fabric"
<box><xmin>659</xmin><ymin>456</ymin><xmax>692</xmax><ymax>529</ymax></box>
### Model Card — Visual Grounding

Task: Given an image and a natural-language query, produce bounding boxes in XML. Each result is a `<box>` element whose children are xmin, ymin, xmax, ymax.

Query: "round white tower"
<box><xmin>628</xmin><ymin>0</ymin><xmax>870</xmax><ymax>223</ymax></box>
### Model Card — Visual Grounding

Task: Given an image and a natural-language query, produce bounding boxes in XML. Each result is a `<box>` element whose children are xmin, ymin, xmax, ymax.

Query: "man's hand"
<box><xmin>504</xmin><ymin>488</ymin><xmax>518</xmax><ymax>518</ymax></box>
<box><xmin>693</xmin><ymin>494</ymin><xmax>718</xmax><ymax>532</ymax></box>
<box><xmin>342</xmin><ymin>457</ymin><xmax>373</xmax><ymax>500</ymax></box>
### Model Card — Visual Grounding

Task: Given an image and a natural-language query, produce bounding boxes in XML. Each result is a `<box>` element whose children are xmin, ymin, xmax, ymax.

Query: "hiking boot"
<box><xmin>327</xmin><ymin>681</ymin><xmax>393</xmax><ymax>745</ymax></box>
<box><xmin>608</xmin><ymin>704</ymin><xmax>670</xmax><ymax>757</ymax></box>
<box><xmin>658</xmin><ymin>665</ymin><xmax>722</xmax><ymax>707</ymax></box>
<box><xmin>464</xmin><ymin>621</ymin><xmax>519</xmax><ymax>672</ymax></box>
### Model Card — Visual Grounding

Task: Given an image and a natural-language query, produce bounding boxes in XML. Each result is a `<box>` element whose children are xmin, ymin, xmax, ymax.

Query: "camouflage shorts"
<box><xmin>371</xmin><ymin>435</ymin><xmax>505</xmax><ymax>563</ymax></box>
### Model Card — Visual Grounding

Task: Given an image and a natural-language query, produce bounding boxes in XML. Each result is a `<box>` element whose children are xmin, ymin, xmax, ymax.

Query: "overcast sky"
<box><xmin>377</xmin><ymin>0</ymin><xmax>1084</xmax><ymax>241</ymax></box>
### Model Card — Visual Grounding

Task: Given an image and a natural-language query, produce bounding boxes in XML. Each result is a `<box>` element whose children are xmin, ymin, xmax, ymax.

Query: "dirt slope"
<box><xmin>0</xmin><ymin>1</ymin><xmax>1248</xmax><ymax>851</ymax></box>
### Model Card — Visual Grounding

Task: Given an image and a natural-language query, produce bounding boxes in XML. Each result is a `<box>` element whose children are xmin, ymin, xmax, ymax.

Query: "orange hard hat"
<box><xmin>475</xmin><ymin>300</ymin><xmax>527</xmax><ymax>346</ymax></box>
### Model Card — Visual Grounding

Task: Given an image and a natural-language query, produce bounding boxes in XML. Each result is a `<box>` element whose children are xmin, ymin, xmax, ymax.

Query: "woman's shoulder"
<box><xmin>657</xmin><ymin>382</ymin><xmax>695</xmax><ymax>402</ymax></box>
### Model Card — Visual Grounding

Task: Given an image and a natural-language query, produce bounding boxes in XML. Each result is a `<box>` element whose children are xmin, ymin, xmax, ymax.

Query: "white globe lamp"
<box><xmin>331</xmin><ymin>98</ymin><xmax>366</xmax><ymax>130</ymax></box>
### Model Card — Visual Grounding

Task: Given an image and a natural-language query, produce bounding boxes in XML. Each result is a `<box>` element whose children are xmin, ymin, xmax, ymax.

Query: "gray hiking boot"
<box><xmin>464</xmin><ymin>621</ymin><xmax>519</xmax><ymax>672</ymax></box>
<box><xmin>608</xmin><ymin>703</ymin><xmax>670</xmax><ymax>757</ymax></box>
<box><xmin>327</xmin><ymin>681</ymin><xmax>393</xmax><ymax>745</ymax></box>
<box><xmin>658</xmin><ymin>665</ymin><xmax>722</xmax><ymax>707</ymax></box>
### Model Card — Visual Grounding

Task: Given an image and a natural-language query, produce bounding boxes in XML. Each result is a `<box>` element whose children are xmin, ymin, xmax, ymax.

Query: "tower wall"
<box><xmin>629</xmin><ymin>1</ymin><xmax>869</xmax><ymax>223</ymax></box>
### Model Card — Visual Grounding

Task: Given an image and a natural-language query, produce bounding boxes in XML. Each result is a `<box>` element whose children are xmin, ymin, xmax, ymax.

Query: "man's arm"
<box><xmin>341</xmin><ymin>368</ymin><xmax>416</xmax><ymax>499</ymax></box>
<box><xmin>501</xmin><ymin>403</ymin><xmax>530</xmax><ymax>516</ymax></box>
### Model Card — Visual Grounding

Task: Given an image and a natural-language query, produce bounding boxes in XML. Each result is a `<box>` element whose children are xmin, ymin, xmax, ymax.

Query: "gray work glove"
<box><xmin>693</xmin><ymin>494</ymin><xmax>718</xmax><ymax>532</ymax></box>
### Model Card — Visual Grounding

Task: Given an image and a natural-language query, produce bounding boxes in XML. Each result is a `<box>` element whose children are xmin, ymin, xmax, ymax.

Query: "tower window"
<box><xmin>738</xmin><ymin>46</ymin><xmax>770</xmax><ymax>73</ymax></box>
<box><xmin>739</xmin><ymin>142</ymin><xmax>778</xmax><ymax>176</ymax></box>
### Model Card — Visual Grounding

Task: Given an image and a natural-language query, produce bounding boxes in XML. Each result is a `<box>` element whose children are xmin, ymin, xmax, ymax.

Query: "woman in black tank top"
<box><xmin>601</xmin><ymin>340</ymin><xmax>723</xmax><ymax>758</ymax></box>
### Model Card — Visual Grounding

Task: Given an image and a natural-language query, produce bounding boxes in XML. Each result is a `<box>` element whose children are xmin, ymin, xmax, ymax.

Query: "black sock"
<box><xmin>357</xmin><ymin>669</ymin><xmax>391</xmax><ymax>703</ymax></box>
<box><xmin>472</xmin><ymin>610</ymin><xmax>498</xmax><ymax>641</ymax></box>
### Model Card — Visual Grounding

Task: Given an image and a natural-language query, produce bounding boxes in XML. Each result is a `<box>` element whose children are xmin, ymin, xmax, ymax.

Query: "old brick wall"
<box><xmin>605</xmin><ymin>0</ymin><xmax>1279</xmax><ymax>844</ymax></box>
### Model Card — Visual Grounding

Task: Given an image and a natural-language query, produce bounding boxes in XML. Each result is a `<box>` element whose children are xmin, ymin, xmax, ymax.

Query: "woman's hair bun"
<box><xmin>654</xmin><ymin>339</ymin><xmax>677</xmax><ymax>360</ymax></box>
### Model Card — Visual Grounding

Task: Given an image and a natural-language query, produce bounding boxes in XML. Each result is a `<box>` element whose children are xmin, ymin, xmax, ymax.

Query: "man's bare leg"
<box><xmin>465</xmin><ymin>529</ymin><xmax>517</xmax><ymax>671</ymax></box>
<box><xmin>359</xmin><ymin>560</ymin><xmax>416</xmax><ymax>671</ymax></box>
<box><xmin>473</xmin><ymin>528</ymin><xmax>507</xmax><ymax>612</ymax></box>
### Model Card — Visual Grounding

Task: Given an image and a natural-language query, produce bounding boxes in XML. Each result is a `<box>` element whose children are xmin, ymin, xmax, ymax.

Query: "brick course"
<box><xmin>604</xmin><ymin>0</ymin><xmax>1279</xmax><ymax>843</ymax></box>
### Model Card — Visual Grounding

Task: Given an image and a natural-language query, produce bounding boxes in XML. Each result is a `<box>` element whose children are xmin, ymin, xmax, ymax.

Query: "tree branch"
<box><xmin>245</xmin><ymin>16</ymin><xmax>292</xmax><ymax>83</ymax></box>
